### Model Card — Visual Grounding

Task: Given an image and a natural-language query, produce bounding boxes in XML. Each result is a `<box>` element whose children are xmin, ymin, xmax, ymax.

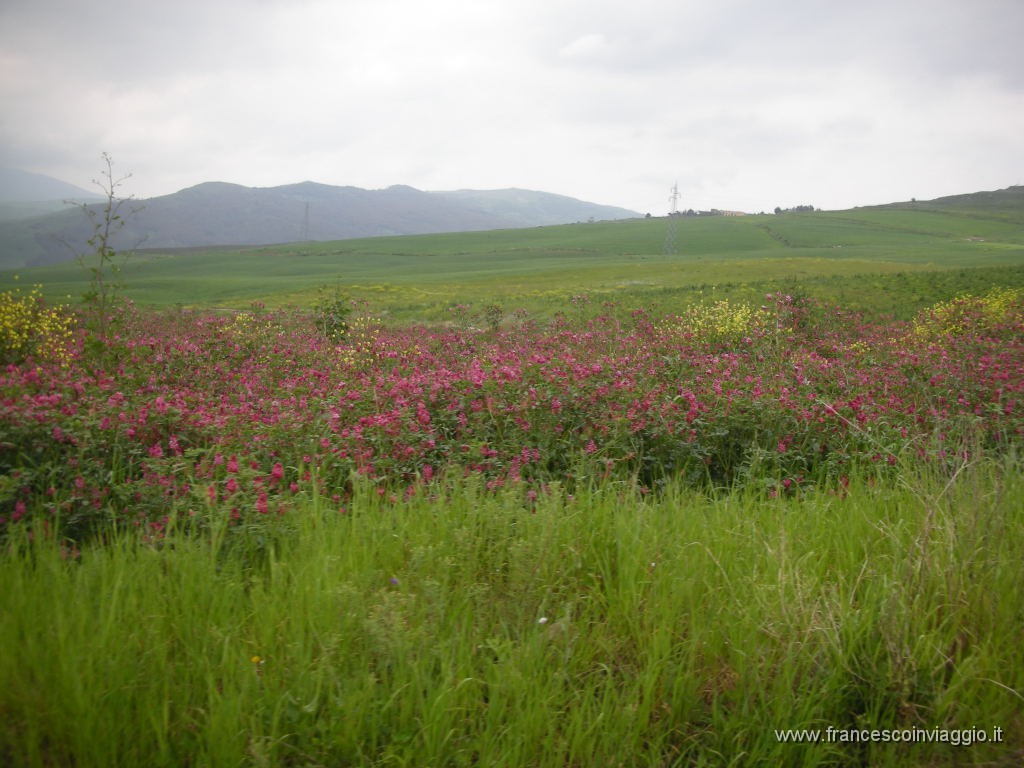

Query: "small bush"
<box><xmin>0</xmin><ymin>285</ymin><xmax>75</xmax><ymax>366</ymax></box>
<box><xmin>313</xmin><ymin>284</ymin><xmax>351</xmax><ymax>342</ymax></box>
<box><xmin>660</xmin><ymin>297</ymin><xmax>771</xmax><ymax>347</ymax></box>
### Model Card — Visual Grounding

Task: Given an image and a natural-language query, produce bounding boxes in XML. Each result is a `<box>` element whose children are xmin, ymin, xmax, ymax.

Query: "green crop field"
<box><xmin>3</xmin><ymin>191</ymin><xmax>1024</xmax><ymax>322</ymax></box>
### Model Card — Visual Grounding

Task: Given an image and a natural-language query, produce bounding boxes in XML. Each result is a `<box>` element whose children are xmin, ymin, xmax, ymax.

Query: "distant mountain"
<box><xmin>0</xmin><ymin>180</ymin><xmax>640</xmax><ymax>268</ymax></box>
<box><xmin>0</xmin><ymin>168</ymin><xmax>104</xmax><ymax>223</ymax></box>
<box><xmin>432</xmin><ymin>188</ymin><xmax>635</xmax><ymax>227</ymax></box>
<box><xmin>0</xmin><ymin>168</ymin><xmax>101</xmax><ymax>204</ymax></box>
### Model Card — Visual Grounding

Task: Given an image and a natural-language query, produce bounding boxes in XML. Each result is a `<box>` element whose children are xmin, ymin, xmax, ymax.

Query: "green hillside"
<box><xmin>876</xmin><ymin>184</ymin><xmax>1024</xmax><ymax>219</ymax></box>
<box><xmin>3</xmin><ymin>187</ymin><xmax>1024</xmax><ymax>321</ymax></box>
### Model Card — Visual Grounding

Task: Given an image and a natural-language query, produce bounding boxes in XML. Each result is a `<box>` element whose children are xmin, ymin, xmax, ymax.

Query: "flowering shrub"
<box><xmin>1</xmin><ymin>294</ymin><xmax>1021</xmax><ymax>541</ymax></box>
<box><xmin>910</xmin><ymin>287</ymin><xmax>1023</xmax><ymax>342</ymax></box>
<box><xmin>660</xmin><ymin>298</ymin><xmax>771</xmax><ymax>347</ymax></box>
<box><xmin>0</xmin><ymin>286</ymin><xmax>76</xmax><ymax>366</ymax></box>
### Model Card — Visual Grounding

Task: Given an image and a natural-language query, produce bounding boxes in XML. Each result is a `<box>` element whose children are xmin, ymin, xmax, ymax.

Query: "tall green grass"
<box><xmin>2</xmin><ymin>457</ymin><xmax>1021</xmax><ymax>766</ymax></box>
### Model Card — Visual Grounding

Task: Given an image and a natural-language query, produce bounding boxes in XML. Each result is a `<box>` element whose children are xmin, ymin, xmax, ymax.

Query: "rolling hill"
<box><xmin>0</xmin><ymin>179</ymin><xmax>639</xmax><ymax>269</ymax></box>
<box><xmin>871</xmin><ymin>185</ymin><xmax>1024</xmax><ymax>218</ymax></box>
<box><xmin>4</xmin><ymin>185</ymin><xmax>1022</xmax><ymax>322</ymax></box>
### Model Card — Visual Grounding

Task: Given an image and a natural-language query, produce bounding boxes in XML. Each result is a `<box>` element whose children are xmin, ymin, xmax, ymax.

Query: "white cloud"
<box><xmin>558</xmin><ymin>33</ymin><xmax>612</xmax><ymax>61</ymax></box>
<box><xmin>1</xmin><ymin>0</ymin><xmax>1022</xmax><ymax>213</ymax></box>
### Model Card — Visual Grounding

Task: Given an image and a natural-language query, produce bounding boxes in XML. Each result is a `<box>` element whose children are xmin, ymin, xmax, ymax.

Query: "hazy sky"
<box><xmin>1</xmin><ymin>0</ymin><xmax>1022</xmax><ymax>214</ymax></box>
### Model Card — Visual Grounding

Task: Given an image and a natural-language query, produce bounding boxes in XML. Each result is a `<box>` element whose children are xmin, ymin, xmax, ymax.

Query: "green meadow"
<box><xmin>4</xmin><ymin>200</ymin><xmax>1024</xmax><ymax>321</ymax></box>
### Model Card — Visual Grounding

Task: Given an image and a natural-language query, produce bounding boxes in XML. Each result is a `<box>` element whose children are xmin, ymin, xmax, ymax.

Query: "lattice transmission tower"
<box><xmin>664</xmin><ymin>182</ymin><xmax>680</xmax><ymax>254</ymax></box>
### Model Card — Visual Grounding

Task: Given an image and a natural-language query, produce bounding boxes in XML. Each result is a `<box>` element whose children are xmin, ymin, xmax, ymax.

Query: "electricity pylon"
<box><xmin>664</xmin><ymin>182</ymin><xmax>680</xmax><ymax>255</ymax></box>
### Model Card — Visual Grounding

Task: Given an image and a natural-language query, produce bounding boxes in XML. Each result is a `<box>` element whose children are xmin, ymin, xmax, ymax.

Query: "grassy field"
<box><xmin>3</xmin><ymin>200</ymin><xmax>1024</xmax><ymax>322</ymax></box>
<box><xmin>2</xmin><ymin>464</ymin><xmax>1022</xmax><ymax>767</ymax></box>
<box><xmin>2</xmin><ymin>191</ymin><xmax>1023</xmax><ymax>765</ymax></box>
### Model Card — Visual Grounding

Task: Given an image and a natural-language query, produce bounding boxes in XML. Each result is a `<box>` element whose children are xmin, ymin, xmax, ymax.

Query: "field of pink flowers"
<box><xmin>2</xmin><ymin>292</ymin><xmax>1022</xmax><ymax>541</ymax></box>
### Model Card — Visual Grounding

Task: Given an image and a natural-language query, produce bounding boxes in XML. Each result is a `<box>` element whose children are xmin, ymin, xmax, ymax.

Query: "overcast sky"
<box><xmin>1</xmin><ymin>0</ymin><xmax>1022</xmax><ymax>214</ymax></box>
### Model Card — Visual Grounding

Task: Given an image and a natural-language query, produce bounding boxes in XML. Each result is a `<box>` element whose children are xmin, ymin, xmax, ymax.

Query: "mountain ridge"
<box><xmin>0</xmin><ymin>177</ymin><xmax>640</xmax><ymax>268</ymax></box>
